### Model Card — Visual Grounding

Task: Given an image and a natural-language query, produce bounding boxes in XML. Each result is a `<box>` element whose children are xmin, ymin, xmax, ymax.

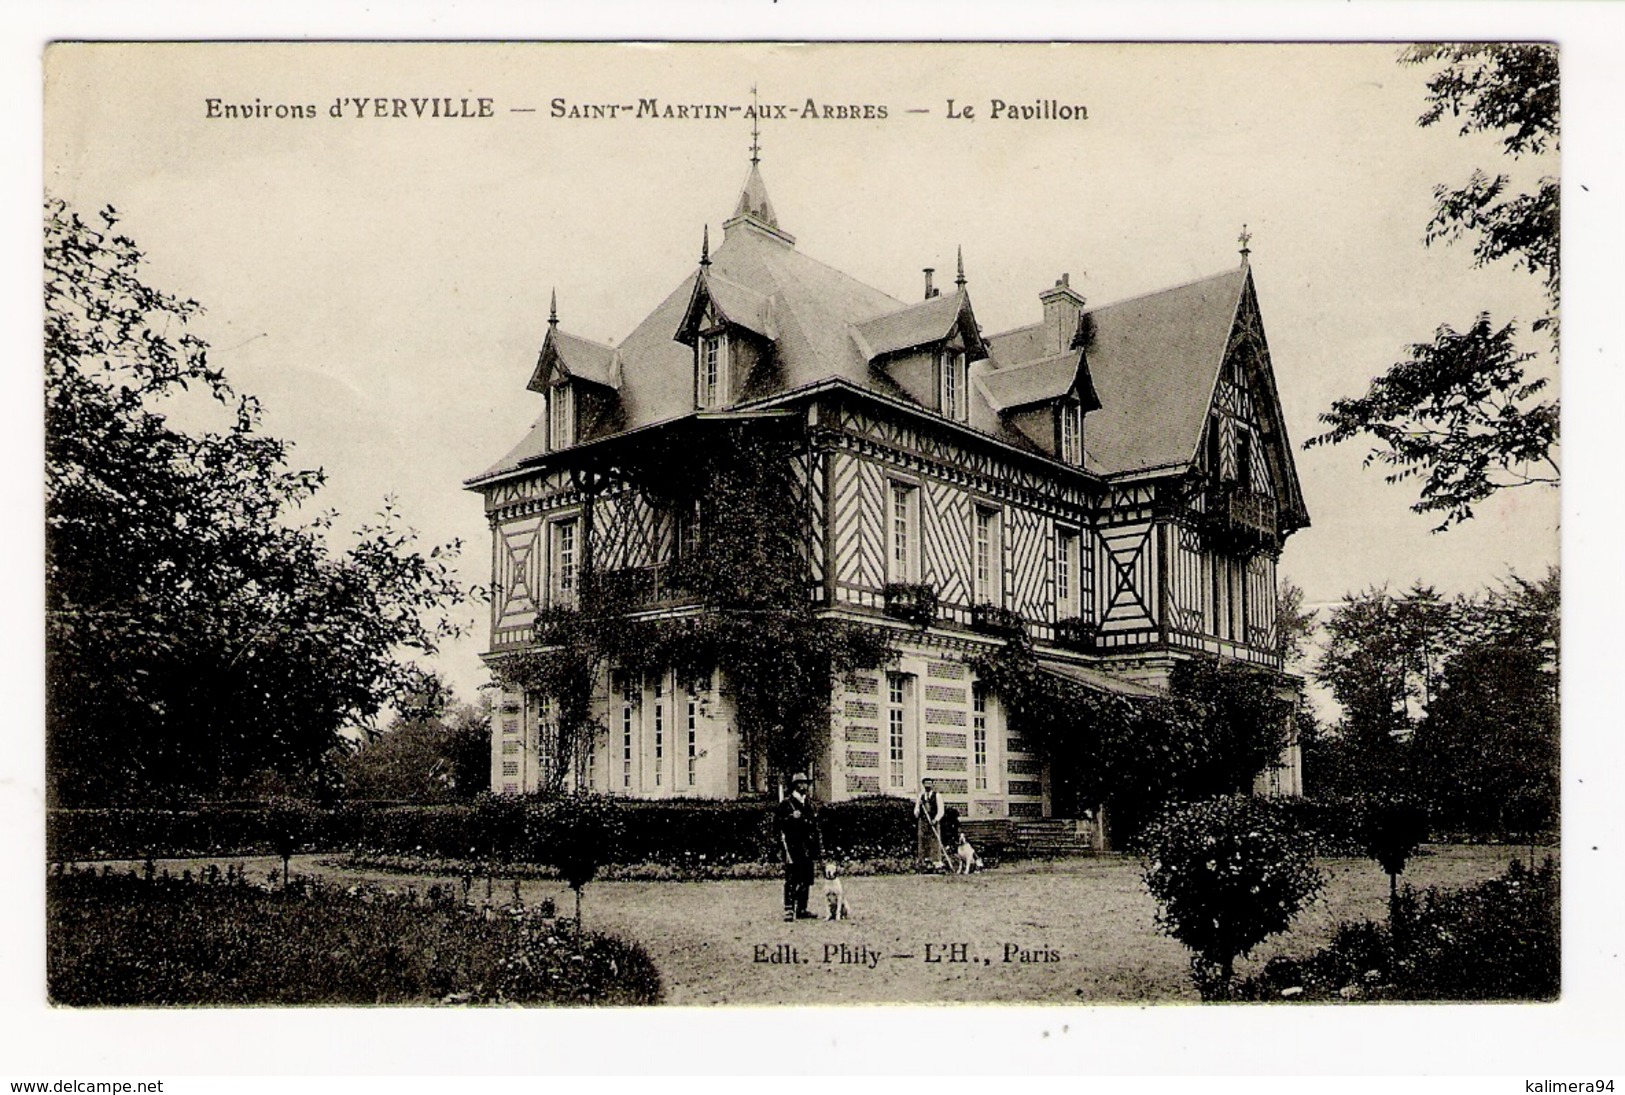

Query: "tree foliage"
<box><xmin>1140</xmin><ymin>795</ymin><xmax>1324</xmax><ymax>999</ymax></box>
<box><xmin>1306</xmin><ymin>44</ymin><xmax>1559</xmax><ymax>529</ymax></box>
<box><xmin>338</xmin><ymin>683</ymin><xmax>492</xmax><ymax>803</ymax></box>
<box><xmin>1273</xmin><ymin>579</ymin><xmax>1317</xmax><ymax>668</ymax></box>
<box><xmin>44</xmin><ymin>197</ymin><xmax>476</xmax><ymax>806</ymax></box>
<box><xmin>1310</xmin><ymin>569</ymin><xmax>1558</xmax><ymax>836</ymax></box>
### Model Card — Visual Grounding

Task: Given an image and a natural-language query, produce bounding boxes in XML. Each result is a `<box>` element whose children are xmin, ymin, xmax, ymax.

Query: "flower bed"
<box><xmin>324</xmin><ymin>852</ymin><xmax>921</xmax><ymax>882</ymax></box>
<box><xmin>46</xmin><ymin>864</ymin><xmax>662</xmax><ymax>1006</ymax></box>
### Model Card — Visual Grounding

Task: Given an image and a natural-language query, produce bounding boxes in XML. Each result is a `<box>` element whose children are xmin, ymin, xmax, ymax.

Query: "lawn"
<box><xmin>106</xmin><ymin>843</ymin><xmax>1544</xmax><ymax>1005</ymax></box>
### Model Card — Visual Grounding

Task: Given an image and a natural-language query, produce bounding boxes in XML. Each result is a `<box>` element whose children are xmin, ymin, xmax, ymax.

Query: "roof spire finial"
<box><xmin>1238</xmin><ymin>223</ymin><xmax>1252</xmax><ymax>266</ymax></box>
<box><xmin>548</xmin><ymin>288</ymin><xmax>558</xmax><ymax>328</ymax></box>
<box><xmin>700</xmin><ymin>223</ymin><xmax>711</xmax><ymax>267</ymax></box>
<box><xmin>749</xmin><ymin>84</ymin><xmax>761</xmax><ymax>166</ymax></box>
<box><xmin>955</xmin><ymin>245</ymin><xmax>966</xmax><ymax>290</ymax></box>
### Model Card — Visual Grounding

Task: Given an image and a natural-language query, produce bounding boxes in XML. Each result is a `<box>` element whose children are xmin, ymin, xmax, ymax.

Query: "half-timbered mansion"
<box><xmin>467</xmin><ymin>160</ymin><xmax>1310</xmax><ymax>820</ymax></box>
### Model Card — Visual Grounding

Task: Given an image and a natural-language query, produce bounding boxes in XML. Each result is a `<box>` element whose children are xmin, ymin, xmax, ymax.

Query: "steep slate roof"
<box><xmin>476</xmin><ymin>168</ymin><xmax>1261</xmax><ymax>487</ymax></box>
<box><xmin>477</xmin><ymin>205</ymin><xmax>910</xmax><ymax>481</ymax></box>
<box><xmin>986</xmin><ymin>268</ymin><xmax>1246</xmax><ymax>476</ymax></box>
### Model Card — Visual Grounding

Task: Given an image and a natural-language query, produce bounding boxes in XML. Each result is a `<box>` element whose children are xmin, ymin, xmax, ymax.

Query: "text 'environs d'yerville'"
<box><xmin>203</xmin><ymin>96</ymin><xmax>1089</xmax><ymax>123</ymax></box>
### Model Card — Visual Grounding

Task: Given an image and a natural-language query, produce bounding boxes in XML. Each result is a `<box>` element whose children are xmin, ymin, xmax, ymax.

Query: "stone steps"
<box><xmin>960</xmin><ymin>817</ymin><xmax>1100</xmax><ymax>860</ymax></box>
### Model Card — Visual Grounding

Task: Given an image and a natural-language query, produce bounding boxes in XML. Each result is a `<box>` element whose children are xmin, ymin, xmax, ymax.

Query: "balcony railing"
<box><xmin>1202</xmin><ymin>485</ymin><xmax>1279</xmax><ymax>552</ymax></box>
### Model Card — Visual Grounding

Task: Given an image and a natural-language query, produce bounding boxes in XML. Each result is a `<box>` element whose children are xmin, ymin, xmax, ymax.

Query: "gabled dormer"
<box><xmin>851</xmin><ymin>267</ymin><xmax>987</xmax><ymax>421</ymax></box>
<box><xmin>675</xmin><ymin>227</ymin><xmax>781</xmax><ymax>409</ymax></box>
<box><xmin>977</xmin><ymin>275</ymin><xmax>1101</xmax><ymax>468</ymax></box>
<box><xmin>527</xmin><ymin>291</ymin><xmax>623</xmax><ymax>450</ymax></box>
<box><xmin>978</xmin><ymin>349</ymin><xmax>1101</xmax><ymax>467</ymax></box>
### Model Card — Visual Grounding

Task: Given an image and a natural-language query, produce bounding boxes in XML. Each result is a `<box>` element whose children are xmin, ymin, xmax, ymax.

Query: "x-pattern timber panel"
<box><xmin>1096</xmin><ymin>521</ymin><xmax>1157</xmax><ymax>635</ymax></box>
<box><xmin>495</xmin><ymin>516</ymin><xmax>542</xmax><ymax>630</ymax></box>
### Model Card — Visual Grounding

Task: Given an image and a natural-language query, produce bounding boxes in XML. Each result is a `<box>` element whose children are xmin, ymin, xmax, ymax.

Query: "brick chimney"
<box><xmin>1038</xmin><ymin>274</ymin><xmax>1086</xmax><ymax>352</ymax></box>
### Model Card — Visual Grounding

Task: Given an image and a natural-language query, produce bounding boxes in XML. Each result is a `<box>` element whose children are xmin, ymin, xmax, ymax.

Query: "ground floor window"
<box><xmin>972</xmin><ymin>686</ymin><xmax>989</xmax><ymax>791</ymax></box>
<box><xmin>887</xmin><ymin>672</ymin><xmax>907</xmax><ymax>789</ymax></box>
<box><xmin>687</xmin><ymin>700</ymin><xmax>698</xmax><ymax>787</ymax></box>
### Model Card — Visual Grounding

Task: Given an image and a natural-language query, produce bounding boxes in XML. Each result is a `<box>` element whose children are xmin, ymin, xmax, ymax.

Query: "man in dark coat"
<box><xmin>775</xmin><ymin>772</ymin><xmax>822</xmax><ymax>921</ymax></box>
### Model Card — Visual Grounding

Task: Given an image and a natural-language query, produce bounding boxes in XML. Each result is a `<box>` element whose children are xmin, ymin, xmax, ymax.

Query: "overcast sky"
<box><xmin>45</xmin><ymin>41</ymin><xmax>1561</xmax><ymax>703</ymax></box>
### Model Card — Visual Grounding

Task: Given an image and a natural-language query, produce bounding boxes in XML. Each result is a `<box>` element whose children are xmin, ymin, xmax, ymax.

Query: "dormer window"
<box><xmin>1058</xmin><ymin>399</ymin><xmax>1083</xmax><ymax>465</ymax></box>
<box><xmin>940</xmin><ymin>348</ymin><xmax>967</xmax><ymax>422</ymax></box>
<box><xmin>547</xmin><ymin>383</ymin><xmax>575</xmax><ymax>450</ymax></box>
<box><xmin>698</xmin><ymin>332</ymin><xmax>729</xmax><ymax>409</ymax></box>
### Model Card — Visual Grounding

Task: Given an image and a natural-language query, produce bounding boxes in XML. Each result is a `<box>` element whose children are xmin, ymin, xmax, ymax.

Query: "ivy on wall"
<box><xmin>973</xmin><ymin>640</ymin><xmax>1292</xmax><ymax>841</ymax></box>
<box><xmin>497</xmin><ymin>424</ymin><xmax>893</xmax><ymax>793</ymax></box>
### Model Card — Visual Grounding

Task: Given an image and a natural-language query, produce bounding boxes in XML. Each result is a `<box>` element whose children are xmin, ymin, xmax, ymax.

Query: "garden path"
<box><xmin>284</xmin><ymin>844</ymin><xmax>1537</xmax><ymax>1005</ymax></box>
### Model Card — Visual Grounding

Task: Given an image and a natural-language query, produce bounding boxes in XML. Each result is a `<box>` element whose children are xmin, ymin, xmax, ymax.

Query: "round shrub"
<box><xmin>1359</xmin><ymin>793</ymin><xmax>1430</xmax><ymax>915</ymax></box>
<box><xmin>1140</xmin><ymin>795</ymin><xmax>1324</xmax><ymax>999</ymax></box>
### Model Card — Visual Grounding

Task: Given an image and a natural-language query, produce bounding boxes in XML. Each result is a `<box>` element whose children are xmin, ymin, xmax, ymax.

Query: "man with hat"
<box><xmin>775</xmin><ymin>771</ymin><xmax>822</xmax><ymax>921</ymax></box>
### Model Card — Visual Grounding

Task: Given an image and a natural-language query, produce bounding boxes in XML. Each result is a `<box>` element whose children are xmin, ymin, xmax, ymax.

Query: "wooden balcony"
<box><xmin>1202</xmin><ymin>485</ymin><xmax>1279</xmax><ymax>553</ymax></box>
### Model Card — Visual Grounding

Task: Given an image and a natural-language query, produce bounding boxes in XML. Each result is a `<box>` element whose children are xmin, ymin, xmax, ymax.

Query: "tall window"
<box><xmin>738</xmin><ymin>749</ymin><xmax>750</xmax><ymax>794</ymax></box>
<box><xmin>652</xmin><ymin>674</ymin><xmax>664</xmax><ymax>789</ymax></box>
<box><xmin>886</xmin><ymin>672</ymin><xmax>907</xmax><ymax>789</ymax></box>
<box><xmin>1058</xmin><ymin>399</ymin><xmax>1082</xmax><ymax>465</ymax></box>
<box><xmin>698</xmin><ymin>333</ymin><xmax>727</xmax><ymax>409</ymax></box>
<box><xmin>552</xmin><ymin>517</ymin><xmax>578</xmax><ymax>606</ymax></box>
<box><xmin>972</xmin><ymin>686</ymin><xmax>989</xmax><ymax>791</ymax></box>
<box><xmin>888</xmin><ymin>482</ymin><xmax>918</xmax><ymax>583</ymax></box>
<box><xmin>621</xmin><ymin>704</ymin><xmax>634</xmax><ymax>790</ymax></box>
<box><xmin>1207</xmin><ymin>413</ymin><xmax>1224</xmax><ymax>480</ymax></box>
<box><xmin>974</xmin><ymin>506</ymin><xmax>1000</xmax><ymax>604</ymax></box>
<box><xmin>940</xmin><ymin>348</ymin><xmax>967</xmax><ymax>422</ymax></box>
<box><xmin>548</xmin><ymin>383</ymin><xmax>574</xmax><ymax>450</ymax></box>
<box><xmin>1236</xmin><ymin>430</ymin><xmax>1254</xmax><ymax>493</ymax></box>
<box><xmin>1056</xmin><ymin>528</ymin><xmax>1080</xmax><ymax>617</ymax></box>
<box><xmin>686</xmin><ymin>700</ymin><xmax>698</xmax><ymax>788</ymax></box>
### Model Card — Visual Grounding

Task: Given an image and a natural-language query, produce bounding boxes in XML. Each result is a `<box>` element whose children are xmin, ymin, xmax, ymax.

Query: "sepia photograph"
<box><xmin>33</xmin><ymin>34</ymin><xmax>1579</xmax><ymax>1033</ymax></box>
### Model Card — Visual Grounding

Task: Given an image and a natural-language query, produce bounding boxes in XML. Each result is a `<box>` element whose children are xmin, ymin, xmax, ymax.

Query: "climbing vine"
<box><xmin>972</xmin><ymin>641</ymin><xmax>1292</xmax><ymax>842</ymax></box>
<box><xmin>497</xmin><ymin>424</ymin><xmax>893</xmax><ymax>794</ymax></box>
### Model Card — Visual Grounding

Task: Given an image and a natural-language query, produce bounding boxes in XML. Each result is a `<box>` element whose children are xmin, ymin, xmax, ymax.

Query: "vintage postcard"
<box><xmin>38</xmin><ymin>37</ymin><xmax>1573</xmax><ymax>1046</ymax></box>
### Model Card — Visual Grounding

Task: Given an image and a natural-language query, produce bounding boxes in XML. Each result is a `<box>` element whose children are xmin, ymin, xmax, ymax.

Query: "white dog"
<box><xmin>822</xmin><ymin>863</ymin><xmax>849</xmax><ymax>920</ymax></box>
<box><xmin>955</xmin><ymin>834</ymin><xmax>981</xmax><ymax>874</ymax></box>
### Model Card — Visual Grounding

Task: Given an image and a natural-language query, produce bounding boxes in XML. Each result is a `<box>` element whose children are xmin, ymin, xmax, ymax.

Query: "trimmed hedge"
<box><xmin>49</xmin><ymin>794</ymin><xmax>916</xmax><ymax>867</ymax></box>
